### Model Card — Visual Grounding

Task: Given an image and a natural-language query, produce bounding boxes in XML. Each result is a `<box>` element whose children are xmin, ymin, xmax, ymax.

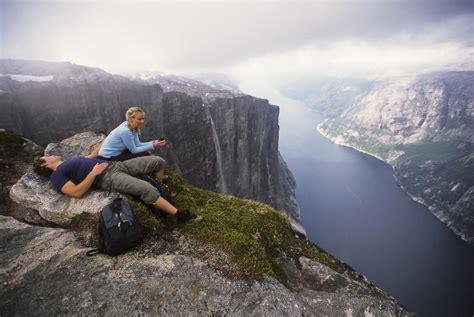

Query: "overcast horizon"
<box><xmin>2</xmin><ymin>0</ymin><xmax>473</xmax><ymax>104</ymax></box>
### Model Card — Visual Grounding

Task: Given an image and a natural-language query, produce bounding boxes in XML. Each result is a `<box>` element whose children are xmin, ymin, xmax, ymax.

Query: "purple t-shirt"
<box><xmin>50</xmin><ymin>157</ymin><xmax>108</xmax><ymax>192</ymax></box>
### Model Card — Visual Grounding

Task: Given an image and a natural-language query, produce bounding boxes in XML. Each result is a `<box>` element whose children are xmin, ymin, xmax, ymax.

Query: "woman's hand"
<box><xmin>153</xmin><ymin>139</ymin><xmax>167</xmax><ymax>148</ymax></box>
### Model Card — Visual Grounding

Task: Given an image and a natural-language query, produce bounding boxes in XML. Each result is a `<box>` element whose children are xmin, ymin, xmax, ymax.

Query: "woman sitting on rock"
<box><xmin>88</xmin><ymin>106</ymin><xmax>166</xmax><ymax>162</ymax></box>
<box><xmin>88</xmin><ymin>106</ymin><xmax>172</xmax><ymax>203</ymax></box>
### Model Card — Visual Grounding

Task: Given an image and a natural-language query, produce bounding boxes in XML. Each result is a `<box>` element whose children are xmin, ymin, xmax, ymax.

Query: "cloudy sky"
<box><xmin>1</xmin><ymin>0</ymin><xmax>473</xmax><ymax>101</ymax></box>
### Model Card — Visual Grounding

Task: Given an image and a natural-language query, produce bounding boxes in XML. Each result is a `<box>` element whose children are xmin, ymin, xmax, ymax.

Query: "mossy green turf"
<box><xmin>130</xmin><ymin>166</ymin><xmax>339</xmax><ymax>285</ymax></box>
<box><xmin>0</xmin><ymin>131</ymin><xmax>25</xmax><ymax>153</ymax></box>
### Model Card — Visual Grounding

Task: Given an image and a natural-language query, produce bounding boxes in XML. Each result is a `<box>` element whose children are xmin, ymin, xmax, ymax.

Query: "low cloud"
<box><xmin>222</xmin><ymin>38</ymin><xmax>473</xmax><ymax>102</ymax></box>
<box><xmin>1</xmin><ymin>0</ymin><xmax>473</xmax><ymax>111</ymax></box>
<box><xmin>2</xmin><ymin>1</ymin><xmax>473</xmax><ymax>75</ymax></box>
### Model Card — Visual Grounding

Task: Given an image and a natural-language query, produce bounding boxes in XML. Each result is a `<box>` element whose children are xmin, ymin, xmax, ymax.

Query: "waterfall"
<box><xmin>203</xmin><ymin>97</ymin><xmax>227</xmax><ymax>194</ymax></box>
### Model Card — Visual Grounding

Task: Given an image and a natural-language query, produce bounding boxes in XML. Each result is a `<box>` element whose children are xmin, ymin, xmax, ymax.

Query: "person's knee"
<box><xmin>152</xmin><ymin>156</ymin><xmax>166</xmax><ymax>170</ymax></box>
<box><xmin>141</xmin><ymin>186</ymin><xmax>160</xmax><ymax>206</ymax></box>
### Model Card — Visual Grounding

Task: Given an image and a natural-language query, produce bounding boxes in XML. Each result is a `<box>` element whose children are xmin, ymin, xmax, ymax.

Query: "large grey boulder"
<box><xmin>44</xmin><ymin>131</ymin><xmax>105</xmax><ymax>159</ymax></box>
<box><xmin>9</xmin><ymin>132</ymin><xmax>118</xmax><ymax>226</ymax></box>
<box><xmin>9</xmin><ymin>171</ymin><xmax>118</xmax><ymax>226</ymax></box>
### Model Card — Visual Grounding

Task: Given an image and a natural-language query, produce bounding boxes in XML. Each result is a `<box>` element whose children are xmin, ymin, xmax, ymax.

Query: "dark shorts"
<box><xmin>98</xmin><ymin>150</ymin><xmax>150</xmax><ymax>162</ymax></box>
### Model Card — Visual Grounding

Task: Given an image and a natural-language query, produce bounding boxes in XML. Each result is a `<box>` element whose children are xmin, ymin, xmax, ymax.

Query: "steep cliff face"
<box><xmin>318</xmin><ymin>71</ymin><xmax>474</xmax><ymax>244</ymax></box>
<box><xmin>204</xmin><ymin>95</ymin><xmax>297</xmax><ymax>218</ymax></box>
<box><xmin>0</xmin><ymin>59</ymin><xmax>299</xmax><ymax>219</ymax></box>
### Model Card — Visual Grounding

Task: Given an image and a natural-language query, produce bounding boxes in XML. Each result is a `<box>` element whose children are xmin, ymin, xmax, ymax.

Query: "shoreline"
<box><xmin>315</xmin><ymin>124</ymin><xmax>472</xmax><ymax>245</ymax></box>
<box><xmin>316</xmin><ymin>125</ymin><xmax>386</xmax><ymax>162</ymax></box>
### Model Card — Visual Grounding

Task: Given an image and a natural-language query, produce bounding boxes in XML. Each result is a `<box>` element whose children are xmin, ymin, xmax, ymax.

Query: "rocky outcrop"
<box><xmin>0</xmin><ymin>59</ymin><xmax>299</xmax><ymax>220</ymax></box>
<box><xmin>3</xmin><ymin>132</ymin><xmax>414</xmax><ymax>315</ymax></box>
<box><xmin>10</xmin><ymin>171</ymin><xmax>118</xmax><ymax>226</ymax></box>
<box><xmin>8</xmin><ymin>132</ymin><xmax>118</xmax><ymax>226</ymax></box>
<box><xmin>318</xmin><ymin>71</ymin><xmax>474</xmax><ymax>244</ymax></box>
<box><xmin>0</xmin><ymin>216</ymin><xmax>413</xmax><ymax>316</ymax></box>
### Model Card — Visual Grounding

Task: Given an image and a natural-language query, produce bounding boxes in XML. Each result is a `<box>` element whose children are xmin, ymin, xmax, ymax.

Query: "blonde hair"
<box><xmin>125</xmin><ymin>106</ymin><xmax>145</xmax><ymax>132</ymax></box>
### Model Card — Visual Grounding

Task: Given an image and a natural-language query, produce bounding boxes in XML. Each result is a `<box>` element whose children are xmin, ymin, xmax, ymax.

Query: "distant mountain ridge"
<box><xmin>0</xmin><ymin>59</ymin><xmax>299</xmax><ymax>220</ymax></box>
<box><xmin>317</xmin><ymin>71</ymin><xmax>474</xmax><ymax>244</ymax></box>
<box><xmin>0</xmin><ymin>59</ymin><xmax>115</xmax><ymax>84</ymax></box>
<box><xmin>129</xmin><ymin>72</ymin><xmax>242</xmax><ymax>97</ymax></box>
<box><xmin>281</xmin><ymin>77</ymin><xmax>373</xmax><ymax>117</ymax></box>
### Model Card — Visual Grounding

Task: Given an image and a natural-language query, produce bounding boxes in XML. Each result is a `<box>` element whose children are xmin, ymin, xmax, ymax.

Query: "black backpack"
<box><xmin>87</xmin><ymin>198</ymin><xmax>143</xmax><ymax>256</ymax></box>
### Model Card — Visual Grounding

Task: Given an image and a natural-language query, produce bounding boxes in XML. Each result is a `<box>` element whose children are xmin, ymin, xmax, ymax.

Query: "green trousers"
<box><xmin>101</xmin><ymin>156</ymin><xmax>166</xmax><ymax>205</ymax></box>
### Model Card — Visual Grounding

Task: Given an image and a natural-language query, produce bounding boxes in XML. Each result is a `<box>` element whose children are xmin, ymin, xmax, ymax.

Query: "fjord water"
<box><xmin>278</xmin><ymin>104</ymin><xmax>474</xmax><ymax>317</ymax></box>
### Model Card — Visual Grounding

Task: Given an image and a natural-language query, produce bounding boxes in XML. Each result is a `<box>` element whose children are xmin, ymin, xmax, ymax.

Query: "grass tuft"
<box><xmin>0</xmin><ymin>131</ymin><xmax>25</xmax><ymax>154</ymax></box>
<box><xmin>151</xmin><ymin>167</ymin><xmax>342</xmax><ymax>284</ymax></box>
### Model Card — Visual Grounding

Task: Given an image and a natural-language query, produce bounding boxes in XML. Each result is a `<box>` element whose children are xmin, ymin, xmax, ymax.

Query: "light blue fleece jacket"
<box><xmin>99</xmin><ymin>121</ymin><xmax>154</xmax><ymax>158</ymax></box>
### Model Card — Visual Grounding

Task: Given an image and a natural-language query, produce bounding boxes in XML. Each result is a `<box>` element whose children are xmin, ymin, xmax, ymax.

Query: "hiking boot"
<box><xmin>175</xmin><ymin>209</ymin><xmax>198</xmax><ymax>222</ymax></box>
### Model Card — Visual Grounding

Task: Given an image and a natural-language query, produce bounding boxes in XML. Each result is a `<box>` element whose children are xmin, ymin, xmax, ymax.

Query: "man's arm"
<box><xmin>61</xmin><ymin>163</ymin><xmax>108</xmax><ymax>198</ymax></box>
